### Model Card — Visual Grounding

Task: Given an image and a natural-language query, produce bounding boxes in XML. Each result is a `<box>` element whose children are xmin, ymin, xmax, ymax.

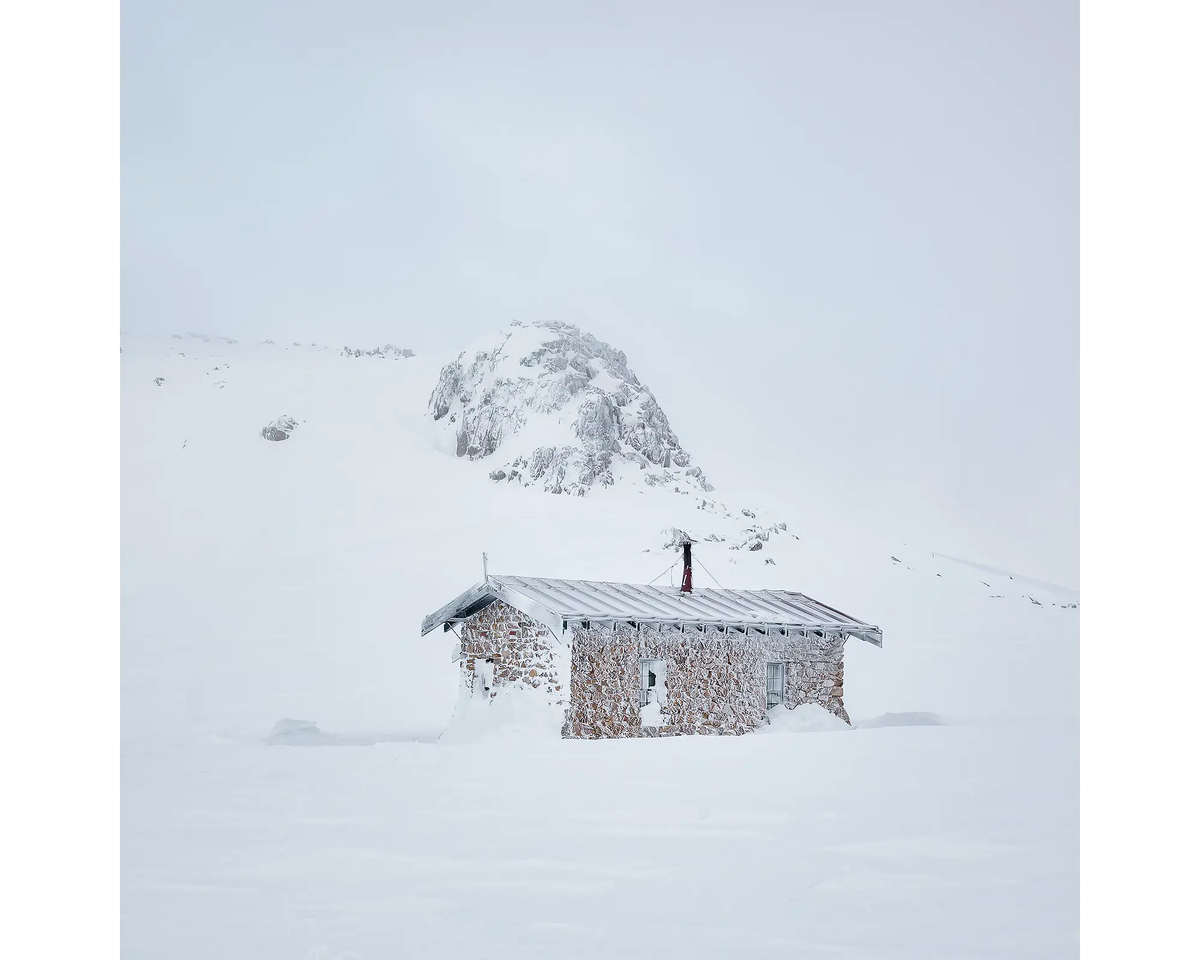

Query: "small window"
<box><xmin>640</xmin><ymin>658</ymin><xmax>666</xmax><ymax>706</ymax></box>
<box><xmin>766</xmin><ymin>661</ymin><xmax>785</xmax><ymax>708</ymax></box>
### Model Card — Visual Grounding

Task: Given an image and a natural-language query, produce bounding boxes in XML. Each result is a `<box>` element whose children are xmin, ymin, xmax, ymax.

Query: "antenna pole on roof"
<box><xmin>483</xmin><ymin>552</ymin><xmax>489</xmax><ymax>582</ymax></box>
<box><xmin>681</xmin><ymin>541</ymin><xmax>693</xmax><ymax>594</ymax></box>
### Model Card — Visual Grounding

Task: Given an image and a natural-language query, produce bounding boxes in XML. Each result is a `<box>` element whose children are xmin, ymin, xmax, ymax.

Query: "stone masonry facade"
<box><xmin>458</xmin><ymin>601</ymin><xmax>566</xmax><ymax>706</ymax></box>
<box><xmin>564</xmin><ymin>624</ymin><xmax>849</xmax><ymax>739</ymax></box>
<box><xmin>458</xmin><ymin>601</ymin><xmax>849</xmax><ymax>738</ymax></box>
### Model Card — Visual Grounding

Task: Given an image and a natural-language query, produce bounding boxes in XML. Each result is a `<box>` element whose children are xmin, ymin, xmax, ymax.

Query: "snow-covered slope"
<box><xmin>121</xmin><ymin>326</ymin><xmax>1078</xmax><ymax>744</ymax></box>
<box><xmin>120</xmin><ymin>325</ymin><xmax>1079</xmax><ymax>960</ymax></box>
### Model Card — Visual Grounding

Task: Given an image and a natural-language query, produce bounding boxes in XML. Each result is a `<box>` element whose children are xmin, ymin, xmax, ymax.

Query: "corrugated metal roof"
<box><xmin>421</xmin><ymin>575</ymin><xmax>882</xmax><ymax>646</ymax></box>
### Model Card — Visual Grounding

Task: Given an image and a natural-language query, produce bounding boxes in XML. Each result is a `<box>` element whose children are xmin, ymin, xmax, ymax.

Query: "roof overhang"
<box><xmin>421</xmin><ymin>577</ymin><xmax>883</xmax><ymax>647</ymax></box>
<box><xmin>419</xmin><ymin>578</ymin><xmax>565</xmax><ymax>639</ymax></box>
<box><xmin>846</xmin><ymin>626</ymin><xmax>883</xmax><ymax>647</ymax></box>
<box><xmin>419</xmin><ymin>581</ymin><xmax>494</xmax><ymax>636</ymax></box>
<box><xmin>555</xmin><ymin>616</ymin><xmax>882</xmax><ymax>646</ymax></box>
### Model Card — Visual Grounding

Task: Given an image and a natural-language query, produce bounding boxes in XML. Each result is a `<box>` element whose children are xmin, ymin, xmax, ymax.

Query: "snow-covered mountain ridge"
<box><xmin>428</xmin><ymin>321</ymin><xmax>712</xmax><ymax>497</ymax></box>
<box><xmin>160</xmin><ymin>331</ymin><xmax>416</xmax><ymax>357</ymax></box>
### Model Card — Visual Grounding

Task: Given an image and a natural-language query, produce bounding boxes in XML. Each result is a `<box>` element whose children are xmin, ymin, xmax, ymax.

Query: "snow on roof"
<box><xmin>420</xmin><ymin>575</ymin><xmax>882</xmax><ymax>646</ymax></box>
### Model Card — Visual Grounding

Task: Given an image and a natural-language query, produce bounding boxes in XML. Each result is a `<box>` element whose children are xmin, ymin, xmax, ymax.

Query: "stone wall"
<box><xmin>564</xmin><ymin>624</ymin><xmax>848</xmax><ymax>739</ymax></box>
<box><xmin>458</xmin><ymin>600</ymin><xmax>566</xmax><ymax>706</ymax></box>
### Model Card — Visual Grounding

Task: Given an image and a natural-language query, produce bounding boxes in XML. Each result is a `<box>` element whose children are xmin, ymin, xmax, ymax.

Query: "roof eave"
<box><xmin>419</xmin><ymin>576</ymin><xmax>882</xmax><ymax>647</ymax></box>
<box><xmin>848</xmin><ymin>626</ymin><xmax>884</xmax><ymax>647</ymax></box>
<box><xmin>557</xmin><ymin>613</ymin><xmax>882</xmax><ymax>645</ymax></box>
<box><xmin>419</xmin><ymin>581</ymin><xmax>493</xmax><ymax>636</ymax></box>
<box><xmin>419</xmin><ymin>578</ymin><xmax>567</xmax><ymax>640</ymax></box>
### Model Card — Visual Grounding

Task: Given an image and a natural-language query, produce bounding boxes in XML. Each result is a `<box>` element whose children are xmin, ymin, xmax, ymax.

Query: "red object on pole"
<box><xmin>681</xmin><ymin>542</ymin><xmax>693</xmax><ymax>593</ymax></box>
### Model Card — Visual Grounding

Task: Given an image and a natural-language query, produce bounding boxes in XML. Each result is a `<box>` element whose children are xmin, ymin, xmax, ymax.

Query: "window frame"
<box><xmin>639</xmin><ymin>658</ymin><xmax>666</xmax><ymax>707</ymax></box>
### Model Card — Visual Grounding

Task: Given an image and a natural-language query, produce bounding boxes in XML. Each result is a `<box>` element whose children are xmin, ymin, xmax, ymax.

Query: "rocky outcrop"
<box><xmin>731</xmin><ymin>522</ymin><xmax>789</xmax><ymax>551</ymax></box>
<box><xmin>260</xmin><ymin>416</ymin><xmax>298</xmax><ymax>441</ymax></box>
<box><xmin>429</xmin><ymin>321</ymin><xmax>712</xmax><ymax>496</ymax></box>
<box><xmin>342</xmin><ymin>344</ymin><xmax>414</xmax><ymax>359</ymax></box>
<box><xmin>661</xmin><ymin>527</ymin><xmax>695</xmax><ymax>550</ymax></box>
<box><xmin>659</xmin><ymin>521</ymin><xmax>791</xmax><ymax>558</ymax></box>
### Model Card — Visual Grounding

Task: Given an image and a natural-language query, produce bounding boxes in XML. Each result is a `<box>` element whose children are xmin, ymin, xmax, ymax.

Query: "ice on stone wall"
<box><xmin>473</xmin><ymin>657</ymin><xmax>495</xmax><ymax>695</ymax></box>
<box><xmin>442</xmin><ymin>600</ymin><xmax>571</xmax><ymax>742</ymax></box>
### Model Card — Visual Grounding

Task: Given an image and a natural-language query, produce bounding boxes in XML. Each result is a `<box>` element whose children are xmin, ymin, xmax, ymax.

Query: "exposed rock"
<box><xmin>729</xmin><ymin>521</ymin><xmax>791</xmax><ymax>552</ymax></box>
<box><xmin>261</xmin><ymin>415</ymin><xmax>298</xmax><ymax>441</ymax></box>
<box><xmin>342</xmin><ymin>344</ymin><xmax>414</xmax><ymax>359</ymax></box>
<box><xmin>152</xmin><ymin>377</ymin><xmax>164</xmax><ymax>386</ymax></box>
<box><xmin>429</xmin><ymin>321</ymin><xmax>711</xmax><ymax>496</ymax></box>
<box><xmin>661</xmin><ymin>527</ymin><xmax>694</xmax><ymax>550</ymax></box>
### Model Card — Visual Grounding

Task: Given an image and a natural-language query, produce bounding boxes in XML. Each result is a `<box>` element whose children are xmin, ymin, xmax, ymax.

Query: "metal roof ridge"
<box><xmin>454</xmin><ymin>574</ymin><xmax>881</xmax><ymax>644</ymax></box>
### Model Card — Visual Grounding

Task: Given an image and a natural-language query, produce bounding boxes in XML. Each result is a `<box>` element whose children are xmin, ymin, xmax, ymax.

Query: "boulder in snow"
<box><xmin>856</xmin><ymin>712</ymin><xmax>944</xmax><ymax>728</ymax></box>
<box><xmin>263</xmin><ymin>719</ymin><xmax>374</xmax><ymax>746</ymax></box>
<box><xmin>261</xmin><ymin>415</ymin><xmax>298</xmax><ymax>441</ymax></box>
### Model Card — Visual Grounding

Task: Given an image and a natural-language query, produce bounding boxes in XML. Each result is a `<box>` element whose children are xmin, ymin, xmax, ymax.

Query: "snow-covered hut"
<box><xmin>421</xmin><ymin>550</ymin><xmax>882</xmax><ymax>738</ymax></box>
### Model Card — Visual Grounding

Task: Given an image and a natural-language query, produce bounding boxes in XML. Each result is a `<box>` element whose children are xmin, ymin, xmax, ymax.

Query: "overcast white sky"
<box><xmin>122</xmin><ymin>0</ymin><xmax>1078</xmax><ymax>588</ymax></box>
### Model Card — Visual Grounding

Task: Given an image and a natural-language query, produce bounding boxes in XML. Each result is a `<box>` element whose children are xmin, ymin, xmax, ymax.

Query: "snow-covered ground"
<box><xmin>123</xmin><ymin>721</ymin><xmax>1076</xmax><ymax>959</ymax></box>
<box><xmin>121</xmin><ymin>329</ymin><xmax>1078</xmax><ymax>958</ymax></box>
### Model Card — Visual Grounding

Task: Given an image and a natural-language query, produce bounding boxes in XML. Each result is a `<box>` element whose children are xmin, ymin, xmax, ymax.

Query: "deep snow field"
<box><xmin>121</xmin><ymin>330</ymin><xmax>1079</xmax><ymax>959</ymax></box>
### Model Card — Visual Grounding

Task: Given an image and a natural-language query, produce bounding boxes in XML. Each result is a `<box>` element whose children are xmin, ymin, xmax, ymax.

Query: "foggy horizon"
<box><xmin>122</xmin><ymin>0</ymin><xmax>1079</xmax><ymax>588</ymax></box>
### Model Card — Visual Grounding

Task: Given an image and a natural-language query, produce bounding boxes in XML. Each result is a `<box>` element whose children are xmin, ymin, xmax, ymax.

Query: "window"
<box><xmin>766</xmin><ymin>661</ymin><xmax>785</xmax><ymax>708</ymax></box>
<box><xmin>640</xmin><ymin>659</ymin><xmax>666</xmax><ymax>706</ymax></box>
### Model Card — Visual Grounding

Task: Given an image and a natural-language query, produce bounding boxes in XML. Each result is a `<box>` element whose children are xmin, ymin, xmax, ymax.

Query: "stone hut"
<box><xmin>421</xmin><ymin>564</ymin><xmax>882</xmax><ymax>739</ymax></box>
